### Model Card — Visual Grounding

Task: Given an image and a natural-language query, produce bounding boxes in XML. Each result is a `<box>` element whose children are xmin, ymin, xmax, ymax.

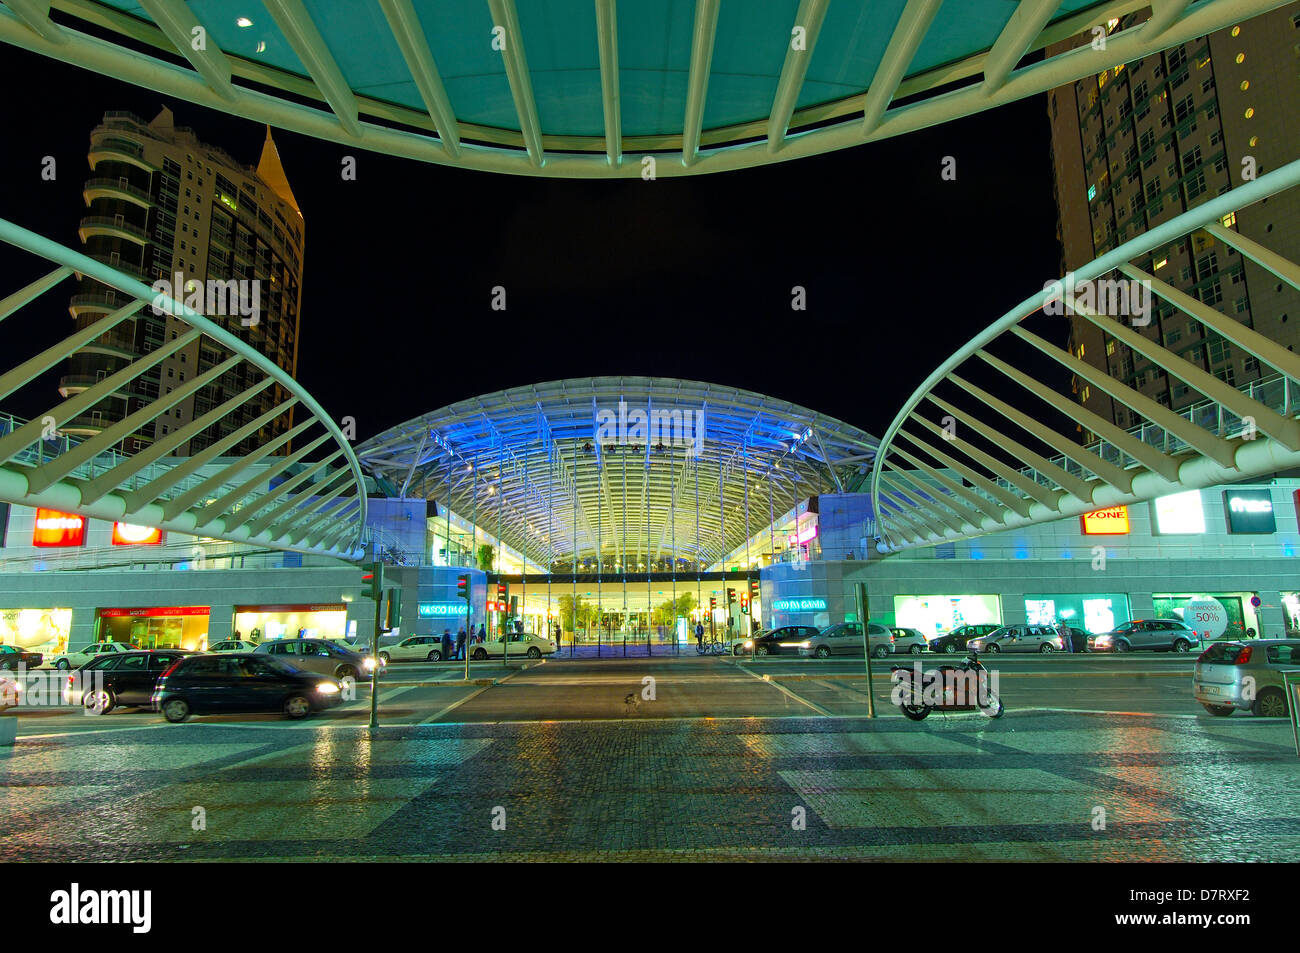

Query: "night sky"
<box><xmin>0</xmin><ymin>41</ymin><xmax>1063</xmax><ymax>445</ymax></box>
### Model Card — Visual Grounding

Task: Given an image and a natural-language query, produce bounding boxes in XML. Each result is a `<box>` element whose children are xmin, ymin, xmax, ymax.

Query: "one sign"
<box><xmin>1223</xmin><ymin>489</ymin><xmax>1275</xmax><ymax>534</ymax></box>
<box><xmin>111</xmin><ymin>522</ymin><xmax>164</xmax><ymax>545</ymax></box>
<box><xmin>98</xmin><ymin>606</ymin><xmax>210</xmax><ymax>618</ymax></box>
<box><xmin>1153</xmin><ymin>490</ymin><xmax>1206</xmax><ymax>534</ymax></box>
<box><xmin>771</xmin><ymin>597</ymin><xmax>827</xmax><ymax>613</ymax></box>
<box><xmin>418</xmin><ymin>602</ymin><xmax>466</xmax><ymax>618</ymax></box>
<box><xmin>235</xmin><ymin>604</ymin><xmax>346</xmax><ymax>613</ymax></box>
<box><xmin>1182</xmin><ymin>596</ymin><xmax>1228</xmax><ymax>639</ymax></box>
<box><xmin>32</xmin><ymin>508</ymin><xmax>86</xmax><ymax>547</ymax></box>
<box><xmin>1251</xmin><ymin>595</ymin><xmax>1262</xmax><ymax>608</ymax></box>
<box><xmin>1080</xmin><ymin>505</ymin><xmax>1130</xmax><ymax>535</ymax></box>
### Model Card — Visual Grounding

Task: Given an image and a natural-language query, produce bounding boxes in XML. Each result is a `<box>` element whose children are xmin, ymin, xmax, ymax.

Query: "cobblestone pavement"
<box><xmin>3</xmin><ymin>709</ymin><xmax>1297</xmax><ymax>861</ymax></box>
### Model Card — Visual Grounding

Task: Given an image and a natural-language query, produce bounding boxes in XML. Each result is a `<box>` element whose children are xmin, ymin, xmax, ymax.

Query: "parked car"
<box><xmin>1193</xmin><ymin>639</ymin><xmax>1300</xmax><ymax>717</ymax></box>
<box><xmin>798</xmin><ymin>621</ymin><xmax>894</xmax><ymax>658</ymax></box>
<box><xmin>378</xmin><ymin>635</ymin><xmax>448</xmax><ymax>662</ymax></box>
<box><xmin>253</xmin><ymin>638</ymin><xmax>379</xmax><ymax>680</ymax></box>
<box><xmin>207</xmin><ymin>639</ymin><xmax>260</xmax><ymax>653</ymax></box>
<box><xmin>63</xmin><ymin>649</ymin><xmax>194</xmax><ymax>713</ymax></box>
<box><xmin>1088</xmin><ymin>619</ymin><xmax>1200</xmax><ymax>653</ymax></box>
<box><xmin>927</xmin><ymin>624</ymin><xmax>1001</xmax><ymax>655</ymax></box>
<box><xmin>469</xmin><ymin>632</ymin><xmax>557</xmax><ymax>660</ymax></box>
<box><xmin>152</xmin><ymin>653</ymin><xmax>344</xmax><ymax>722</ymax></box>
<box><xmin>968</xmin><ymin>624</ymin><xmax>1065</xmax><ymax>654</ymax></box>
<box><xmin>0</xmin><ymin>644</ymin><xmax>43</xmax><ymax>670</ymax></box>
<box><xmin>889</xmin><ymin>627</ymin><xmax>929</xmax><ymax>655</ymax></box>
<box><xmin>734</xmin><ymin>625</ymin><xmax>819</xmax><ymax>657</ymax></box>
<box><xmin>46</xmin><ymin>640</ymin><xmax>133</xmax><ymax>670</ymax></box>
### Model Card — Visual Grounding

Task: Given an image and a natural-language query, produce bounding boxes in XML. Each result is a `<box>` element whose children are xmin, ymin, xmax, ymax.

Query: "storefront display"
<box><xmin>0</xmin><ymin>608</ymin><xmax>72</xmax><ymax>654</ymax></box>
<box><xmin>1152</xmin><ymin>491</ymin><xmax>1206</xmax><ymax>534</ymax></box>
<box><xmin>1153</xmin><ymin>593</ymin><xmax>1253</xmax><ymax>641</ymax></box>
<box><xmin>233</xmin><ymin>604</ymin><xmax>348</xmax><ymax>642</ymax></box>
<box><xmin>98</xmin><ymin>606</ymin><xmax>210</xmax><ymax>650</ymax></box>
<box><xmin>1024</xmin><ymin>593</ymin><xmax>1130</xmax><ymax>633</ymax></box>
<box><xmin>893</xmin><ymin>594</ymin><xmax>1001</xmax><ymax>637</ymax></box>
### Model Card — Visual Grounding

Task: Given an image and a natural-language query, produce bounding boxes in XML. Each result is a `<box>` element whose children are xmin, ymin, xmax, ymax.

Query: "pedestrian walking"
<box><xmin>456</xmin><ymin>628</ymin><xmax>467</xmax><ymax>660</ymax></box>
<box><xmin>477</xmin><ymin>623</ymin><xmax>486</xmax><ymax>644</ymax></box>
<box><xmin>694</xmin><ymin>620</ymin><xmax>705</xmax><ymax>652</ymax></box>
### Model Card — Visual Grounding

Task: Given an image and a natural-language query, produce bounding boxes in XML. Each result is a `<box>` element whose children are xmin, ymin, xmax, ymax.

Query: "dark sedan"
<box><xmin>63</xmin><ymin>649</ymin><xmax>194</xmax><ymax>713</ymax></box>
<box><xmin>152</xmin><ymin>653</ymin><xmax>344</xmax><ymax>722</ymax></box>
<box><xmin>0</xmin><ymin>644</ymin><xmax>43</xmax><ymax>669</ymax></box>
<box><xmin>733</xmin><ymin>625</ymin><xmax>820</xmax><ymax>657</ymax></box>
<box><xmin>927</xmin><ymin>624</ymin><xmax>1001</xmax><ymax>655</ymax></box>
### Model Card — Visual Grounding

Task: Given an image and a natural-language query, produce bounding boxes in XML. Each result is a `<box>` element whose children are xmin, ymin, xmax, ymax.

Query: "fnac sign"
<box><xmin>1080</xmin><ymin>505</ymin><xmax>1130</xmax><ymax>535</ymax></box>
<box><xmin>33</xmin><ymin>508</ymin><xmax>87</xmax><ymax>547</ymax></box>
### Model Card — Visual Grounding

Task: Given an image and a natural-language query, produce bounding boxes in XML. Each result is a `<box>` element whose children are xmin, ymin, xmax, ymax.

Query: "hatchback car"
<box><xmin>63</xmin><ymin>649</ymin><xmax>194</xmax><ymax>713</ymax></box>
<box><xmin>926</xmin><ymin>624</ymin><xmax>1001</xmax><ymax>655</ymax></box>
<box><xmin>153</xmin><ymin>653</ymin><xmax>344</xmax><ymax>722</ymax></box>
<box><xmin>469</xmin><ymin>632</ymin><xmax>557</xmax><ymax>660</ymax></box>
<box><xmin>889</xmin><ymin>628</ymin><xmax>929</xmax><ymax>655</ymax></box>
<box><xmin>1193</xmin><ymin>639</ymin><xmax>1300</xmax><ymax>717</ymax></box>
<box><xmin>734</xmin><ymin>625</ymin><xmax>820</xmax><ymax>657</ymax></box>
<box><xmin>968</xmin><ymin>624</ymin><xmax>1065</xmax><ymax>654</ymax></box>
<box><xmin>207</xmin><ymin>639</ymin><xmax>260</xmax><ymax>654</ymax></box>
<box><xmin>1088</xmin><ymin>619</ymin><xmax>1200</xmax><ymax>653</ymax></box>
<box><xmin>0</xmin><ymin>644</ymin><xmax>43</xmax><ymax>670</ymax></box>
<box><xmin>253</xmin><ymin>638</ymin><xmax>379</xmax><ymax>679</ymax></box>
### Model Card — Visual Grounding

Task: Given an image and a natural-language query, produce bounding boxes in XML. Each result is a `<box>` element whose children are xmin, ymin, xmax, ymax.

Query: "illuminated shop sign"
<box><xmin>771</xmin><ymin>597</ymin><xmax>827</xmax><ymax>613</ymax></box>
<box><xmin>1223</xmin><ymin>490</ymin><xmax>1275</xmax><ymax>534</ymax></box>
<box><xmin>98</xmin><ymin>606</ymin><xmax>210</xmax><ymax>618</ymax></box>
<box><xmin>418</xmin><ymin>602</ymin><xmax>467</xmax><ymax>618</ymax></box>
<box><xmin>1153</xmin><ymin>490</ymin><xmax>1206</xmax><ymax>535</ymax></box>
<box><xmin>111</xmin><ymin>522</ymin><xmax>164</xmax><ymax>545</ymax></box>
<box><xmin>235</xmin><ymin>604</ymin><xmax>346</xmax><ymax>613</ymax></box>
<box><xmin>33</xmin><ymin>508</ymin><xmax>86</xmax><ymax>547</ymax></box>
<box><xmin>1080</xmin><ymin>506</ymin><xmax>1130</xmax><ymax>535</ymax></box>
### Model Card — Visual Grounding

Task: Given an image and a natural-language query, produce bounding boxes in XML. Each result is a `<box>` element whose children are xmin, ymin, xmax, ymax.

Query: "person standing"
<box><xmin>695</xmin><ymin>620</ymin><xmax>705</xmax><ymax>652</ymax></box>
<box><xmin>477</xmin><ymin>623</ymin><xmax>486</xmax><ymax>644</ymax></box>
<box><xmin>456</xmin><ymin>628</ymin><xmax>467</xmax><ymax>660</ymax></box>
<box><xmin>441</xmin><ymin>628</ymin><xmax>452</xmax><ymax>661</ymax></box>
<box><xmin>1057</xmin><ymin>619</ymin><xmax>1073</xmax><ymax>653</ymax></box>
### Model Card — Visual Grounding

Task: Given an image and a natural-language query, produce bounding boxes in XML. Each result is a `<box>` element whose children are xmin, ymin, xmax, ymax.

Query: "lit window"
<box><xmin>1231</xmin><ymin>26</ymin><xmax>1240</xmax><ymax>37</ymax></box>
<box><xmin>1249</xmin><ymin>136</ymin><xmax>1259</xmax><ymax>147</ymax></box>
<box><xmin>1221</xmin><ymin>211</ymin><xmax>1237</xmax><ymax>228</ymax></box>
<box><xmin>1236</xmin><ymin>53</ymin><xmax>1245</xmax><ymax>63</ymax></box>
<box><xmin>1154</xmin><ymin>258</ymin><xmax>1168</xmax><ymax>270</ymax></box>
<box><xmin>1245</xmin><ymin>107</ymin><xmax>1254</xmax><ymax>118</ymax></box>
<box><xmin>1240</xmin><ymin>80</ymin><xmax>1249</xmax><ymax>91</ymax></box>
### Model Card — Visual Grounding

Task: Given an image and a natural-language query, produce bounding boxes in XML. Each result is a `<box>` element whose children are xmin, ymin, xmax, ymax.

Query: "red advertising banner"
<box><xmin>111</xmin><ymin>522</ymin><xmax>164</xmax><ymax>545</ymax></box>
<box><xmin>98</xmin><ymin>606</ymin><xmax>211</xmax><ymax>618</ymax></box>
<box><xmin>33</xmin><ymin>508</ymin><xmax>87</xmax><ymax>547</ymax></box>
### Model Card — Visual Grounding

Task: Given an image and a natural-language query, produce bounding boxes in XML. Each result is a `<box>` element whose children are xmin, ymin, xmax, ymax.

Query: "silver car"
<box><xmin>1088</xmin><ymin>619</ymin><xmax>1200</xmax><ymax>653</ymax></box>
<box><xmin>253</xmin><ymin>638</ymin><xmax>380</xmax><ymax>680</ymax></box>
<box><xmin>799</xmin><ymin>622</ymin><xmax>892</xmax><ymax>659</ymax></box>
<box><xmin>888</xmin><ymin>627</ymin><xmax>929</xmax><ymax>656</ymax></box>
<box><xmin>968</xmin><ymin>624</ymin><xmax>1065</xmax><ymax>654</ymax></box>
<box><xmin>1193</xmin><ymin>639</ymin><xmax>1300</xmax><ymax>717</ymax></box>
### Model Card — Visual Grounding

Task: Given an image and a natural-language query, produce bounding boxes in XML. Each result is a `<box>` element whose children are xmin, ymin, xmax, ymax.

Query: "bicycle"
<box><xmin>696</xmin><ymin>637</ymin><xmax>728</xmax><ymax>656</ymax></box>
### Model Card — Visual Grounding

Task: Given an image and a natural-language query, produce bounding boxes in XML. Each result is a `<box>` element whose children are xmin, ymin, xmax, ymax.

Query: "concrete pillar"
<box><xmin>1002</xmin><ymin>594</ymin><xmax>1026</xmax><ymax>626</ymax></box>
<box><xmin>207</xmin><ymin>605</ymin><xmax>235</xmax><ymax>643</ymax></box>
<box><xmin>1129</xmin><ymin>591</ymin><xmax>1155</xmax><ymax>620</ymax></box>
<box><xmin>1255</xmin><ymin>590</ymin><xmax>1285</xmax><ymax>638</ymax></box>
<box><xmin>69</xmin><ymin>611</ymin><xmax>99</xmax><ymax>651</ymax></box>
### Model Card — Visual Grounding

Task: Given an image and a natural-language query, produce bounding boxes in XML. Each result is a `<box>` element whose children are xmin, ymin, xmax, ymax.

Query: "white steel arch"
<box><xmin>0</xmin><ymin>217</ymin><xmax>367</xmax><ymax>559</ymax></box>
<box><xmin>0</xmin><ymin>0</ymin><xmax>1289</xmax><ymax>178</ymax></box>
<box><xmin>870</xmin><ymin>158</ymin><xmax>1300</xmax><ymax>553</ymax></box>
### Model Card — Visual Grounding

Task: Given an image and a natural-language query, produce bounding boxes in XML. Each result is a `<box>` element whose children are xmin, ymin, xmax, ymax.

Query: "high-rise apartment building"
<box><xmin>61</xmin><ymin>107</ymin><xmax>304</xmax><ymax>456</ymax></box>
<box><xmin>1047</xmin><ymin>4</ymin><xmax>1300</xmax><ymax>430</ymax></box>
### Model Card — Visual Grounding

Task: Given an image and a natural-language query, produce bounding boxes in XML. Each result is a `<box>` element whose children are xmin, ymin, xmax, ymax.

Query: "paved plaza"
<box><xmin>4</xmin><ymin>656</ymin><xmax>1297</xmax><ymax>861</ymax></box>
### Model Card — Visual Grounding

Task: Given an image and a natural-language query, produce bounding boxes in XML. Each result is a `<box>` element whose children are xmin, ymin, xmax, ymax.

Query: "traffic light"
<box><xmin>748</xmin><ymin>578</ymin><xmax>760</xmax><ymax>600</ymax></box>
<box><xmin>740</xmin><ymin>593</ymin><xmax>750</xmax><ymax>614</ymax></box>
<box><xmin>456</xmin><ymin>573</ymin><xmax>470</xmax><ymax>602</ymax></box>
<box><xmin>361</xmin><ymin>562</ymin><xmax>383</xmax><ymax>602</ymax></box>
<box><xmin>709</xmin><ymin>596</ymin><xmax>717</xmax><ymax>610</ymax></box>
<box><xmin>726</xmin><ymin>587</ymin><xmax>736</xmax><ymax>605</ymax></box>
<box><xmin>496</xmin><ymin>582</ymin><xmax>507</xmax><ymax>601</ymax></box>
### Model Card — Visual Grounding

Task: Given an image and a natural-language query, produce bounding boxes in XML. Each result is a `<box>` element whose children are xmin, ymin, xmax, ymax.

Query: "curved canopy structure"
<box><xmin>0</xmin><ymin>216</ymin><xmax>366</xmax><ymax>559</ymax></box>
<box><xmin>870</xmin><ymin>157</ymin><xmax>1300</xmax><ymax>554</ymax></box>
<box><xmin>0</xmin><ymin>0</ymin><xmax>1290</xmax><ymax>177</ymax></box>
<box><xmin>357</xmin><ymin>378</ymin><xmax>877</xmax><ymax>570</ymax></box>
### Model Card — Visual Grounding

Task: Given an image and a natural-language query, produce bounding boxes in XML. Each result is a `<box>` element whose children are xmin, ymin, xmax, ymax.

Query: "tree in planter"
<box><xmin>555</xmin><ymin>594</ymin><xmax>593</xmax><ymax>636</ymax></box>
<box><xmin>476</xmin><ymin>544</ymin><xmax>495</xmax><ymax>572</ymax></box>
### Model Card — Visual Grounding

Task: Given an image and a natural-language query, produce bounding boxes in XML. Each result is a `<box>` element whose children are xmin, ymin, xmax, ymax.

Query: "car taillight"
<box><xmin>65</xmin><ymin>674</ymin><xmax>74</xmax><ymax>687</ymax></box>
<box><xmin>159</xmin><ymin>660</ymin><xmax>182</xmax><ymax>678</ymax></box>
<box><xmin>1232</xmin><ymin>645</ymin><xmax>1253</xmax><ymax>665</ymax></box>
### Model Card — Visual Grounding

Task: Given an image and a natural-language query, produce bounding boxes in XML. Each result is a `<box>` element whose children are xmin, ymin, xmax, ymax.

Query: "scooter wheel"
<box><xmin>900</xmin><ymin>705</ymin><xmax>931</xmax><ymax>721</ymax></box>
<box><xmin>980</xmin><ymin>697</ymin><xmax>1005</xmax><ymax>719</ymax></box>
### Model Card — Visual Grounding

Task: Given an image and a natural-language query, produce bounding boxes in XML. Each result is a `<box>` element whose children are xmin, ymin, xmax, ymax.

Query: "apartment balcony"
<box><xmin>84</xmin><ymin>254</ymin><xmax>146</xmax><ymax>281</ymax></box>
<box><xmin>79</xmin><ymin>215</ymin><xmax>150</xmax><ymax>246</ymax></box>
<box><xmin>82</xmin><ymin>176</ymin><xmax>154</xmax><ymax>209</ymax></box>
<box><xmin>68</xmin><ymin>290</ymin><xmax>135</xmax><ymax>317</ymax></box>
<box><xmin>87</xmin><ymin>133</ymin><xmax>156</xmax><ymax>173</ymax></box>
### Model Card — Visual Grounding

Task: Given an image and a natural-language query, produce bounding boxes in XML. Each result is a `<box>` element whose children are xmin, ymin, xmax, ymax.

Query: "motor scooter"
<box><xmin>891</xmin><ymin>650</ymin><xmax>1003</xmax><ymax>720</ymax></box>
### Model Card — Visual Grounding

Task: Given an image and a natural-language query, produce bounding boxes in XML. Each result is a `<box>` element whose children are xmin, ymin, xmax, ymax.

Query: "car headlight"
<box><xmin>362</xmin><ymin>657</ymin><xmax>377</xmax><ymax>670</ymax></box>
<box><xmin>799</xmin><ymin>641</ymin><xmax>811</xmax><ymax>648</ymax></box>
<box><xmin>743</xmin><ymin>640</ymin><xmax>754</xmax><ymax>648</ymax></box>
<box><xmin>316</xmin><ymin>682</ymin><xmax>340</xmax><ymax>694</ymax></box>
